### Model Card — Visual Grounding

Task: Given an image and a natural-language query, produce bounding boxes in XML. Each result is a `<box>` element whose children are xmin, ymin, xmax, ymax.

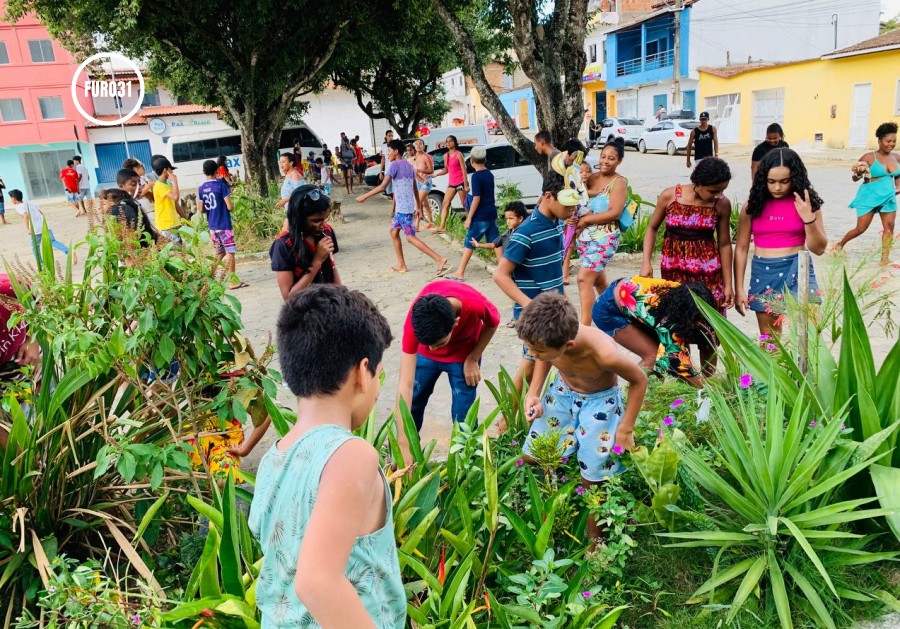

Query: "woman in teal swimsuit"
<box><xmin>837</xmin><ymin>122</ymin><xmax>900</xmax><ymax>265</ymax></box>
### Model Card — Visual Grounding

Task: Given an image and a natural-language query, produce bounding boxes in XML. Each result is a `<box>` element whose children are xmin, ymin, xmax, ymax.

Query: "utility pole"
<box><xmin>672</xmin><ymin>0</ymin><xmax>684</xmax><ymax>110</ymax></box>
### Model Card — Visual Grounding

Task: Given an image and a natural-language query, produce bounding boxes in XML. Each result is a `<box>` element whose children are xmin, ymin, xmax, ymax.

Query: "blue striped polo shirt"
<box><xmin>503</xmin><ymin>209</ymin><xmax>564</xmax><ymax>299</ymax></box>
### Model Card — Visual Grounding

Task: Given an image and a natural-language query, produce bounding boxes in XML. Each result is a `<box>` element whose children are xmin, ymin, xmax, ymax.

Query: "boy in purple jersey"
<box><xmin>198</xmin><ymin>160</ymin><xmax>248</xmax><ymax>289</ymax></box>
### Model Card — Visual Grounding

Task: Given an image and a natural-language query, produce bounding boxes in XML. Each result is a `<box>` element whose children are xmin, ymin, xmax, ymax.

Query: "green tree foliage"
<box><xmin>4</xmin><ymin>0</ymin><xmax>377</xmax><ymax>194</ymax></box>
<box><xmin>431</xmin><ymin>0</ymin><xmax>590</xmax><ymax>171</ymax></box>
<box><xmin>331</xmin><ymin>0</ymin><xmax>452</xmax><ymax>138</ymax></box>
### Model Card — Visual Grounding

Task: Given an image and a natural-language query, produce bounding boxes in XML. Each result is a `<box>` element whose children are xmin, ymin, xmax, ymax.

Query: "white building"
<box><xmin>441</xmin><ymin>68</ymin><xmax>472</xmax><ymax>126</ymax></box>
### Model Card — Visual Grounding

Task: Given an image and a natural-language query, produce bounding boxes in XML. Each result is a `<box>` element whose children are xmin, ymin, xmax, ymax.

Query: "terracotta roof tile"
<box><xmin>823</xmin><ymin>28</ymin><xmax>900</xmax><ymax>57</ymax></box>
<box><xmin>697</xmin><ymin>59</ymin><xmax>809</xmax><ymax>78</ymax></box>
<box><xmin>85</xmin><ymin>104</ymin><xmax>221</xmax><ymax>128</ymax></box>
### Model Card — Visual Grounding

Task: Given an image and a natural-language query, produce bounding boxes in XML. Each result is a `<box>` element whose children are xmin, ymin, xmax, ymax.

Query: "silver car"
<box><xmin>594</xmin><ymin>117</ymin><xmax>644</xmax><ymax>148</ymax></box>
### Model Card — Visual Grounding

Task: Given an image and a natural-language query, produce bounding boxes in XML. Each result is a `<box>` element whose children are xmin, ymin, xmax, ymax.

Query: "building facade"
<box><xmin>0</xmin><ymin>0</ymin><xmax>98</xmax><ymax>200</ymax></box>
<box><xmin>604</xmin><ymin>0</ymin><xmax>880</xmax><ymax>125</ymax></box>
<box><xmin>698</xmin><ymin>29</ymin><xmax>900</xmax><ymax>149</ymax></box>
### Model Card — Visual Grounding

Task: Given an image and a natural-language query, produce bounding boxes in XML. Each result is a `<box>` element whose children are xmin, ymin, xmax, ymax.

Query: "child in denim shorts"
<box><xmin>516</xmin><ymin>292</ymin><xmax>647</xmax><ymax>541</ymax></box>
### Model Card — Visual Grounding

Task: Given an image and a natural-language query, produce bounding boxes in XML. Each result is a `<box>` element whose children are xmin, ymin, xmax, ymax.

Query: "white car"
<box><xmin>595</xmin><ymin>117</ymin><xmax>644</xmax><ymax>149</ymax></box>
<box><xmin>638</xmin><ymin>120</ymin><xmax>700</xmax><ymax>156</ymax></box>
<box><xmin>428</xmin><ymin>142</ymin><xmax>599</xmax><ymax>216</ymax></box>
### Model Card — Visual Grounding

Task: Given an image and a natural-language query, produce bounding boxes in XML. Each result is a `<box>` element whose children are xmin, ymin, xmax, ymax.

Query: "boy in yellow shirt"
<box><xmin>152</xmin><ymin>156</ymin><xmax>182</xmax><ymax>244</ymax></box>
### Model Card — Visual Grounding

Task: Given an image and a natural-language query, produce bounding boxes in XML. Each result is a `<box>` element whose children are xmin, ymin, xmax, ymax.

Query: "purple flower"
<box><xmin>612</xmin><ymin>444</ymin><xmax>624</xmax><ymax>455</ymax></box>
<box><xmin>48</xmin><ymin>585</ymin><xmax>57</xmax><ymax>594</ymax></box>
<box><xmin>809</xmin><ymin>420</ymin><xmax>817</xmax><ymax>428</ymax></box>
<box><xmin>767</xmin><ymin>343</ymin><xmax>777</xmax><ymax>351</ymax></box>
<box><xmin>663</xmin><ymin>416</ymin><xmax>674</xmax><ymax>426</ymax></box>
<box><xmin>560</xmin><ymin>475</ymin><xmax>569</xmax><ymax>483</ymax></box>
<box><xmin>759</xmin><ymin>334</ymin><xmax>771</xmax><ymax>341</ymax></box>
<box><xmin>510</xmin><ymin>440</ymin><xmax>519</xmax><ymax>446</ymax></box>
<box><xmin>560</xmin><ymin>456</ymin><xmax>569</xmax><ymax>464</ymax></box>
<box><xmin>515</xmin><ymin>458</ymin><xmax>524</xmax><ymax>467</ymax></box>
<box><xmin>582</xmin><ymin>591</ymin><xmax>592</xmax><ymax>598</ymax></box>
<box><xmin>739</xmin><ymin>374</ymin><xmax>753</xmax><ymax>389</ymax></box>
<box><xmin>132</xmin><ymin>615</ymin><xmax>141</xmax><ymax>626</ymax></box>
<box><xmin>575</xmin><ymin>486</ymin><xmax>586</xmax><ymax>495</ymax></box>
<box><xmin>840</xmin><ymin>424</ymin><xmax>846</xmax><ymax>430</ymax></box>
<box><xmin>670</xmin><ymin>399</ymin><xmax>684</xmax><ymax>409</ymax></box>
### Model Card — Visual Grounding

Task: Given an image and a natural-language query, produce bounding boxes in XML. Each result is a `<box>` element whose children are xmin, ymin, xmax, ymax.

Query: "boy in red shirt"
<box><xmin>395</xmin><ymin>280</ymin><xmax>499</xmax><ymax>464</ymax></box>
<box><xmin>60</xmin><ymin>160</ymin><xmax>83</xmax><ymax>216</ymax></box>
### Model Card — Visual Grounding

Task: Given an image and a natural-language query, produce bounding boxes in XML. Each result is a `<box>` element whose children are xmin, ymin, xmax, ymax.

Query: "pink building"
<box><xmin>0</xmin><ymin>0</ymin><xmax>96</xmax><ymax>199</ymax></box>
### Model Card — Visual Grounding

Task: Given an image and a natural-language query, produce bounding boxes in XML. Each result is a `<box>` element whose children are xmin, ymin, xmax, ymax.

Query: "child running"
<box><xmin>517</xmin><ymin>292</ymin><xmax>647</xmax><ymax>540</ymax></box>
<box><xmin>249</xmin><ymin>284</ymin><xmax>406</xmax><ymax>629</ymax></box>
<box><xmin>198</xmin><ymin>160</ymin><xmax>248</xmax><ymax>289</ymax></box>
<box><xmin>357</xmin><ymin>139</ymin><xmax>449</xmax><ymax>276</ymax></box>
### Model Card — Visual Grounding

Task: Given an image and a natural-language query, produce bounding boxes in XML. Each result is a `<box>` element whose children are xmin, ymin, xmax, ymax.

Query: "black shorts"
<box><xmin>355</xmin><ymin>164</ymin><xmax>365</xmax><ymax>174</ymax></box>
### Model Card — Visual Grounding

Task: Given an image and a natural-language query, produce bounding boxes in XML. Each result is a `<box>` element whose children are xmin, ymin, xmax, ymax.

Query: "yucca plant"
<box><xmin>697</xmin><ymin>272</ymin><xmax>900</xmax><ymax>541</ymax></box>
<box><xmin>661</xmin><ymin>371</ymin><xmax>898</xmax><ymax>629</ymax></box>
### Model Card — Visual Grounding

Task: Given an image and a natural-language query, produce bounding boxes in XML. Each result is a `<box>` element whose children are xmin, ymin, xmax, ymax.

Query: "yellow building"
<box><xmin>698</xmin><ymin>29</ymin><xmax>900</xmax><ymax>150</ymax></box>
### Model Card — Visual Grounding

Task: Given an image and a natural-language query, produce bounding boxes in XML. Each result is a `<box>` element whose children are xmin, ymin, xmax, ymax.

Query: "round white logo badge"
<box><xmin>71</xmin><ymin>52</ymin><xmax>145</xmax><ymax>127</ymax></box>
<box><xmin>148</xmin><ymin>118</ymin><xmax>166</xmax><ymax>134</ymax></box>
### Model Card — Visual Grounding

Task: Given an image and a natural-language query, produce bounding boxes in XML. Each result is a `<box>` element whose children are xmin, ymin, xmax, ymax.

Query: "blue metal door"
<box><xmin>682</xmin><ymin>90</ymin><xmax>696</xmax><ymax>113</ymax></box>
<box><xmin>653</xmin><ymin>94</ymin><xmax>668</xmax><ymax>115</ymax></box>
<box><xmin>95</xmin><ymin>141</ymin><xmax>153</xmax><ymax>186</ymax></box>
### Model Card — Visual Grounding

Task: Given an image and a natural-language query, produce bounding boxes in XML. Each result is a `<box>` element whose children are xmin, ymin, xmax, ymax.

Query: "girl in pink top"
<box><xmin>432</xmin><ymin>135</ymin><xmax>468</xmax><ymax>233</ymax></box>
<box><xmin>734</xmin><ymin>148</ymin><xmax>828</xmax><ymax>335</ymax></box>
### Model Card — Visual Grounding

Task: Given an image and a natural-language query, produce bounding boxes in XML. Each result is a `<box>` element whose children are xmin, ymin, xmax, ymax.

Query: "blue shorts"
<box><xmin>66</xmin><ymin>191</ymin><xmax>83</xmax><ymax>203</ymax></box>
<box><xmin>0</xmin><ymin>202</ymin><xmax>4</xmax><ymax>215</ymax></box>
<box><xmin>323</xmin><ymin>183</ymin><xmax>332</xmax><ymax>196</ymax></box>
<box><xmin>391</xmin><ymin>212</ymin><xmax>416</xmax><ymax>236</ymax></box>
<box><xmin>523</xmin><ymin>376</ymin><xmax>625</xmax><ymax>481</ymax></box>
<box><xmin>417</xmin><ymin>179</ymin><xmax>433</xmax><ymax>192</ymax></box>
<box><xmin>592</xmin><ymin>281</ymin><xmax>629</xmax><ymax>337</ymax></box>
<box><xmin>748</xmin><ymin>254</ymin><xmax>820</xmax><ymax>314</ymax></box>
<box><xmin>464</xmin><ymin>220</ymin><xmax>499</xmax><ymax>250</ymax></box>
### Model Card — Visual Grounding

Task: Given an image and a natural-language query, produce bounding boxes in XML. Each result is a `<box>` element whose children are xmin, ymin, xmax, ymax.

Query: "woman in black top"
<box><xmin>751</xmin><ymin>123</ymin><xmax>789</xmax><ymax>179</ymax></box>
<box><xmin>270</xmin><ymin>185</ymin><xmax>341</xmax><ymax>301</ymax></box>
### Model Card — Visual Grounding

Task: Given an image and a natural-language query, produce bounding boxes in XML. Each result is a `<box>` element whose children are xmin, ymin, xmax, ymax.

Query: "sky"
<box><xmin>884</xmin><ymin>0</ymin><xmax>900</xmax><ymax>20</ymax></box>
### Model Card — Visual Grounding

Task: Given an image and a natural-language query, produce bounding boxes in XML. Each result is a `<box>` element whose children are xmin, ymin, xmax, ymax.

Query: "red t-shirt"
<box><xmin>60</xmin><ymin>167</ymin><xmax>79</xmax><ymax>193</ymax></box>
<box><xmin>0</xmin><ymin>275</ymin><xmax>26</xmax><ymax>365</ymax></box>
<box><xmin>402</xmin><ymin>280</ymin><xmax>500</xmax><ymax>363</ymax></box>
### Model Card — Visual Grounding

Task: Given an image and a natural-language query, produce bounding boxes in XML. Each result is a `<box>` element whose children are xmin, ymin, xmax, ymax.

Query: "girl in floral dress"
<box><xmin>641</xmin><ymin>157</ymin><xmax>734</xmax><ymax>374</ymax></box>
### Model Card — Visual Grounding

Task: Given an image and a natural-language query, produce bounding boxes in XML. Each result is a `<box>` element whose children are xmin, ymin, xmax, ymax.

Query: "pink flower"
<box><xmin>739</xmin><ymin>374</ymin><xmax>753</xmax><ymax>389</ymax></box>
<box><xmin>515</xmin><ymin>459</ymin><xmax>524</xmax><ymax>467</ymax></box>
<box><xmin>560</xmin><ymin>456</ymin><xmax>569</xmax><ymax>464</ymax></box>
<box><xmin>767</xmin><ymin>343</ymin><xmax>777</xmax><ymax>351</ymax></box>
<box><xmin>670</xmin><ymin>399</ymin><xmax>684</xmax><ymax>409</ymax></box>
<box><xmin>575</xmin><ymin>486</ymin><xmax>586</xmax><ymax>495</ymax></box>
<box><xmin>758</xmin><ymin>334</ymin><xmax>771</xmax><ymax>341</ymax></box>
<box><xmin>809</xmin><ymin>420</ymin><xmax>817</xmax><ymax>428</ymax></box>
<box><xmin>612</xmin><ymin>444</ymin><xmax>624</xmax><ymax>455</ymax></box>
<box><xmin>582</xmin><ymin>591</ymin><xmax>592</xmax><ymax>598</ymax></box>
<box><xmin>617</xmin><ymin>281</ymin><xmax>639</xmax><ymax>311</ymax></box>
<box><xmin>663</xmin><ymin>416</ymin><xmax>674</xmax><ymax>426</ymax></box>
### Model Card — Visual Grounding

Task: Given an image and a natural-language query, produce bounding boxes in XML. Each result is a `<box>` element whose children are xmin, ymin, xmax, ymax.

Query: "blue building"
<box><xmin>604</xmin><ymin>6</ymin><xmax>694</xmax><ymax>121</ymax></box>
<box><xmin>498</xmin><ymin>84</ymin><xmax>537</xmax><ymax>132</ymax></box>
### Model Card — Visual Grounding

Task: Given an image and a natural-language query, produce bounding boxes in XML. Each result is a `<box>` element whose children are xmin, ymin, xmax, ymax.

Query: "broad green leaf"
<box><xmin>784</xmin><ymin>561</ymin><xmax>837</xmax><ymax>629</ymax></box>
<box><xmin>187</xmin><ymin>495</ymin><xmax>225</xmax><ymax>531</ymax></box>
<box><xmin>768</xmin><ymin>549</ymin><xmax>793</xmax><ymax>629</ymax></box>
<box><xmin>779</xmin><ymin>517</ymin><xmax>836</xmax><ymax>596</ymax></box>
<box><xmin>185</xmin><ymin>526</ymin><xmax>221</xmax><ymax>599</ymax></box>
<box><xmin>132</xmin><ymin>491</ymin><xmax>169</xmax><ymax>545</ymax></box>
<box><xmin>871</xmin><ymin>464</ymin><xmax>900</xmax><ymax>542</ymax></box>
<box><xmin>694</xmin><ymin>557</ymin><xmax>757</xmax><ymax>596</ymax></box>
<box><xmin>220</xmin><ymin>473</ymin><xmax>245</xmax><ymax>597</ymax></box>
<box><xmin>725</xmin><ymin>555</ymin><xmax>766</xmax><ymax>624</ymax></box>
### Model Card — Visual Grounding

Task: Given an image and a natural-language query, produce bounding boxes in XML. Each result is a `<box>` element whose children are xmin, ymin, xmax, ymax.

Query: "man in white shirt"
<box><xmin>73</xmin><ymin>155</ymin><xmax>91</xmax><ymax>215</ymax></box>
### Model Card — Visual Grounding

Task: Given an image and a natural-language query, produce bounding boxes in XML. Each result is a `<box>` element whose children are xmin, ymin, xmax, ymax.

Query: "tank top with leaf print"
<box><xmin>249</xmin><ymin>424</ymin><xmax>406</xmax><ymax>628</ymax></box>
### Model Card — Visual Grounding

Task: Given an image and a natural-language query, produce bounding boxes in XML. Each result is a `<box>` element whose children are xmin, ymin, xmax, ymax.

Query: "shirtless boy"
<box><xmin>516</xmin><ymin>292</ymin><xmax>647</xmax><ymax>540</ymax></box>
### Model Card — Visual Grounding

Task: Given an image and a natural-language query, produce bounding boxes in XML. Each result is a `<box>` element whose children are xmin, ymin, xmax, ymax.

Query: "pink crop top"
<box><xmin>446</xmin><ymin>149</ymin><xmax>464</xmax><ymax>187</ymax></box>
<box><xmin>751</xmin><ymin>197</ymin><xmax>807</xmax><ymax>248</ymax></box>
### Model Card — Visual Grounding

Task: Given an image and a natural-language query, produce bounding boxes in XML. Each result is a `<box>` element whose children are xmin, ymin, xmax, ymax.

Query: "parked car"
<box><xmin>486</xmin><ymin>117</ymin><xmax>501</xmax><ymax>134</ymax></box>
<box><xmin>659</xmin><ymin>109</ymin><xmax>696</xmax><ymax>121</ymax></box>
<box><xmin>638</xmin><ymin>120</ymin><xmax>700</xmax><ymax>156</ymax></box>
<box><xmin>594</xmin><ymin>117</ymin><xmax>644</xmax><ymax>148</ymax></box>
<box><xmin>428</xmin><ymin>142</ymin><xmax>598</xmax><ymax>216</ymax></box>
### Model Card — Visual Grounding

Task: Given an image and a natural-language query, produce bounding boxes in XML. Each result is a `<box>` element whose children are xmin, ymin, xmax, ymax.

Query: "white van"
<box><xmin>416</xmin><ymin>124</ymin><xmax>489</xmax><ymax>152</ymax></box>
<box><xmin>166</xmin><ymin>124</ymin><xmax>325</xmax><ymax>189</ymax></box>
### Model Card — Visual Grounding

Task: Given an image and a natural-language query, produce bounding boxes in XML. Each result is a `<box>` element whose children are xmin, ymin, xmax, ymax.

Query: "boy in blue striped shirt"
<box><xmin>494</xmin><ymin>171</ymin><xmax>580</xmax><ymax>408</ymax></box>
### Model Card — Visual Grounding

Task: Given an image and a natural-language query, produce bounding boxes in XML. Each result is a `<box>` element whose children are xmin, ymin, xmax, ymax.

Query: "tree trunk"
<box><xmin>241</xmin><ymin>130</ymin><xmax>270</xmax><ymax>196</ymax></box>
<box><xmin>431</xmin><ymin>0</ymin><xmax>589</xmax><ymax>174</ymax></box>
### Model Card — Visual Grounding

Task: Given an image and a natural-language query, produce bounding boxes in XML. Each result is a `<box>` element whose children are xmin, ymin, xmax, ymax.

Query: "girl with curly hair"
<box><xmin>641</xmin><ymin>157</ymin><xmax>733</xmax><ymax>373</ymax></box>
<box><xmin>591</xmin><ymin>276</ymin><xmax>717</xmax><ymax>387</ymax></box>
<box><xmin>836</xmin><ymin>122</ymin><xmax>899</xmax><ymax>265</ymax></box>
<box><xmin>734</xmin><ymin>148</ymin><xmax>828</xmax><ymax>335</ymax></box>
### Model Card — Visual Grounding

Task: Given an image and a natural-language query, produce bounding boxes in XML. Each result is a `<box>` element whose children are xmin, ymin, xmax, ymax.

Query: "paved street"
<box><xmin>3</xmin><ymin>147</ymin><xmax>898</xmax><ymax>466</ymax></box>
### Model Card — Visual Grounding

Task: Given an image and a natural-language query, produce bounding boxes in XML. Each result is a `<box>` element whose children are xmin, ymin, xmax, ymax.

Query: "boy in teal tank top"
<box><xmin>248</xmin><ymin>285</ymin><xmax>406</xmax><ymax>628</ymax></box>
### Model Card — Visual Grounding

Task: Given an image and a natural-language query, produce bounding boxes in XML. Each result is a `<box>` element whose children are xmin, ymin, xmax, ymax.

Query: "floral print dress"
<box><xmin>616</xmin><ymin>276</ymin><xmax>699</xmax><ymax>378</ymax></box>
<box><xmin>659</xmin><ymin>184</ymin><xmax>726</xmax><ymax>308</ymax></box>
